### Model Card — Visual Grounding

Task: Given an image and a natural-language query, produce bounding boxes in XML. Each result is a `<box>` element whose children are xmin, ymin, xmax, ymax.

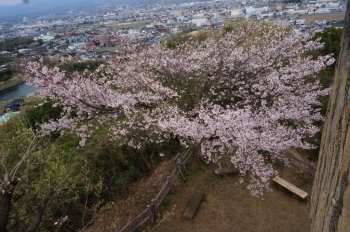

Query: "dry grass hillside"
<box><xmin>86</xmin><ymin>154</ymin><xmax>313</xmax><ymax>232</ymax></box>
<box><xmin>149</xmin><ymin>158</ymin><xmax>311</xmax><ymax>232</ymax></box>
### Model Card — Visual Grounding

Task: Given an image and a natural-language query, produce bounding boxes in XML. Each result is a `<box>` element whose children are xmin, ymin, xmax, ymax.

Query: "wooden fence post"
<box><xmin>147</xmin><ymin>200</ymin><xmax>157</xmax><ymax>223</ymax></box>
<box><xmin>308</xmin><ymin>164</ymin><xmax>315</xmax><ymax>179</ymax></box>
<box><xmin>115</xmin><ymin>152</ymin><xmax>192</xmax><ymax>232</ymax></box>
<box><xmin>147</xmin><ymin>204</ymin><xmax>153</xmax><ymax>223</ymax></box>
<box><xmin>167</xmin><ymin>176</ymin><xmax>173</xmax><ymax>193</ymax></box>
<box><xmin>151</xmin><ymin>199</ymin><xmax>157</xmax><ymax>216</ymax></box>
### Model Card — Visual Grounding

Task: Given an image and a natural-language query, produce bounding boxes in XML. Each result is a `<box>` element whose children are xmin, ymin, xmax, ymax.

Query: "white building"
<box><xmin>68</xmin><ymin>42</ymin><xmax>86</xmax><ymax>51</ymax></box>
<box><xmin>315</xmin><ymin>8</ymin><xmax>331</xmax><ymax>13</ymax></box>
<box><xmin>231</xmin><ymin>9</ymin><xmax>245</xmax><ymax>16</ymax></box>
<box><xmin>246</xmin><ymin>6</ymin><xmax>269</xmax><ymax>16</ymax></box>
<box><xmin>192</xmin><ymin>14</ymin><xmax>208</xmax><ymax>26</ymax></box>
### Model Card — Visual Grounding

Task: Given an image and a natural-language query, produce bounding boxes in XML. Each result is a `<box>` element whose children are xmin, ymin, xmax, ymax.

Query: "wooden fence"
<box><xmin>284</xmin><ymin>152</ymin><xmax>316</xmax><ymax>179</ymax></box>
<box><xmin>114</xmin><ymin>150</ymin><xmax>192</xmax><ymax>232</ymax></box>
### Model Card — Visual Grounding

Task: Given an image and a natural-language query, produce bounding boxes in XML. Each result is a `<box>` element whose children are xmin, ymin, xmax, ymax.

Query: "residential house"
<box><xmin>92</xmin><ymin>35</ymin><xmax>113</xmax><ymax>47</ymax></box>
<box><xmin>4</xmin><ymin>99</ymin><xmax>25</xmax><ymax>112</ymax></box>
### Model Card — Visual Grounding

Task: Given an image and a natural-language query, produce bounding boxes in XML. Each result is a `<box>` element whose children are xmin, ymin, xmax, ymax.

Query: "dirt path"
<box><xmin>150</xmin><ymin>159</ymin><xmax>311</xmax><ymax>232</ymax></box>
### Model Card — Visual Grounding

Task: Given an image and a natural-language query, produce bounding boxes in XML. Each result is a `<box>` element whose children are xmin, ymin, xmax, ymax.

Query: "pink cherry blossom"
<box><xmin>23</xmin><ymin>20</ymin><xmax>334</xmax><ymax>196</ymax></box>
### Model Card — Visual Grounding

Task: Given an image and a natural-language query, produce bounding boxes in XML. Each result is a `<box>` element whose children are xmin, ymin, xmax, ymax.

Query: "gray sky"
<box><xmin>0</xmin><ymin>0</ymin><xmax>22</xmax><ymax>5</ymax></box>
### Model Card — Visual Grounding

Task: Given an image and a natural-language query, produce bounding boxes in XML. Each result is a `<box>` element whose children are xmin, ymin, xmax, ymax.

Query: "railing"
<box><xmin>115</xmin><ymin>150</ymin><xmax>192</xmax><ymax>232</ymax></box>
<box><xmin>284</xmin><ymin>152</ymin><xmax>316</xmax><ymax>179</ymax></box>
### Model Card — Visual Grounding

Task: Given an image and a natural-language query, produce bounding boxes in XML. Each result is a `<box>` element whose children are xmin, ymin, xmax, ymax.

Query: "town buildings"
<box><xmin>0</xmin><ymin>0</ymin><xmax>346</xmax><ymax>65</ymax></box>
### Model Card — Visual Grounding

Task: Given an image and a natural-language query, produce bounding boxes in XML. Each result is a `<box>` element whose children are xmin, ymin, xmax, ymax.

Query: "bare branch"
<box><xmin>78</xmin><ymin>99</ymin><xmax>120</xmax><ymax>112</ymax></box>
<box><xmin>0</xmin><ymin>162</ymin><xmax>8</xmax><ymax>176</ymax></box>
<box><xmin>54</xmin><ymin>215</ymin><xmax>69</xmax><ymax>231</ymax></box>
<box><xmin>26</xmin><ymin>186</ymin><xmax>56</xmax><ymax>232</ymax></box>
<box><xmin>10</xmin><ymin>134</ymin><xmax>39</xmax><ymax>181</ymax></box>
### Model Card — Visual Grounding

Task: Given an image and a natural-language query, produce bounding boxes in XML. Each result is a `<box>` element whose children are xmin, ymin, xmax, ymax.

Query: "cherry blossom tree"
<box><xmin>23</xmin><ymin>20</ymin><xmax>334</xmax><ymax>196</ymax></box>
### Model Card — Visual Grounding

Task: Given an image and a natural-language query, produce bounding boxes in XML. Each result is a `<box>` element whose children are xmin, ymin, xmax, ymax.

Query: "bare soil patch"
<box><xmin>299</xmin><ymin>13</ymin><xmax>345</xmax><ymax>22</ymax></box>
<box><xmin>147</xmin><ymin>158</ymin><xmax>311</xmax><ymax>232</ymax></box>
<box><xmin>86</xmin><ymin>155</ymin><xmax>312</xmax><ymax>232</ymax></box>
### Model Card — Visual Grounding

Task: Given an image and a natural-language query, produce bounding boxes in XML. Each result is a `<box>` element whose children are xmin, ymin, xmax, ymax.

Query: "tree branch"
<box><xmin>78</xmin><ymin>99</ymin><xmax>121</xmax><ymax>112</ymax></box>
<box><xmin>26</xmin><ymin>186</ymin><xmax>56</xmax><ymax>232</ymax></box>
<box><xmin>10</xmin><ymin>135</ymin><xmax>39</xmax><ymax>181</ymax></box>
<box><xmin>0</xmin><ymin>162</ymin><xmax>8</xmax><ymax>176</ymax></box>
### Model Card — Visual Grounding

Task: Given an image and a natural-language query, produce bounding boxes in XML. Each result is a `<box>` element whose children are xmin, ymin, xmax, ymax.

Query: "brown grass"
<box><xmin>84</xmin><ymin>158</ymin><xmax>176</xmax><ymax>232</ymax></box>
<box><xmin>299</xmin><ymin>13</ymin><xmax>345</xmax><ymax>22</ymax></box>
<box><xmin>86</xmin><ymin>154</ymin><xmax>312</xmax><ymax>232</ymax></box>
<box><xmin>148</xmin><ymin>158</ymin><xmax>311</xmax><ymax>232</ymax></box>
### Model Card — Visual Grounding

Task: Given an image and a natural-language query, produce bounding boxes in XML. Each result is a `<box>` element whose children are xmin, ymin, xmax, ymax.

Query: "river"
<box><xmin>0</xmin><ymin>84</ymin><xmax>37</xmax><ymax>102</ymax></box>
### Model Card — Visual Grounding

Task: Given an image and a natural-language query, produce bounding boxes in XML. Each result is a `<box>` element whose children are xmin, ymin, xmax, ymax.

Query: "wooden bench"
<box><xmin>215</xmin><ymin>167</ymin><xmax>239</xmax><ymax>176</ymax></box>
<box><xmin>272</xmin><ymin>176</ymin><xmax>308</xmax><ymax>200</ymax></box>
<box><xmin>183</xmin><ymin>190</ymin><xmax>204</xmax><ymax>219</ymax></box>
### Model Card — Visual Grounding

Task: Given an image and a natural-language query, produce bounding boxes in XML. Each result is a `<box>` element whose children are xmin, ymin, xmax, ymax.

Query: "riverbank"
<box><xmin>0</xmin><ymin>75</ymin><xmax>24</xmax><ymax>91</ymax></box>
<box><xmin>0</xmin><ymin>82</ymin><xmax>37</xmax><ymax>103</ymax></box>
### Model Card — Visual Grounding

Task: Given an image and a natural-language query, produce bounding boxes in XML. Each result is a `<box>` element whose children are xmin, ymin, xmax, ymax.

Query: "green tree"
<box><xmin>313</xmin><ymin>27</ymin><xmax>342</xmax><ymax>62</ymax></box>
<box><xmin>0</xmin><ymin>101</ymin><xmax>181</xmax><ymax>231</ymax></box>
<box><xmin>54</xmin><ymin>34</ymin><xmax>62</xmax><ymax>39</ymax></box>
<box><xmin>0</xmin><ymin>37</ymin><xmax>35</xmax><ymax>52</ymax></box>
<box><xmin>303</xmin><ymin>27</ymin><xmax>344</xmax><ymax>159</ymax></box>
<box><xmin>0</xmin><ymin>116</ymin><xmax>49</xmax><ymax>232</ymax></box>
<box><xmin>312</xmin><ymin>27</ymin><xmax>342</xmax><ymax>89</ymax></box>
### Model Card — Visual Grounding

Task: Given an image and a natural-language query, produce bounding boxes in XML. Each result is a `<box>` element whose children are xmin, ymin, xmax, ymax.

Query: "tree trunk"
<box><xmin>310</xmin><ymin>2</ymin><xmax>350</xmax><ymax>231</ymax></box>
<box><xmin>26</xmin><ymin>187</ymin><xmax>55</xmax><ymax>232</ymax></box>
<box><xmin>0</xmin><ymin>183</ymin><xmax>12</xmax><ymax>232</ymax></box>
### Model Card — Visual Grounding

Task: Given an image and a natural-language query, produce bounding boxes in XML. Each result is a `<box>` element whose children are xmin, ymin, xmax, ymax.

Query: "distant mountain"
<box><xmin>0</xmin><ymin>0</ymin><xmax>97</xmax><ymax>18</ymax></box>
<box><xmin>0</xmin><ymin>0</ymin><xmax>210</xmax><ymax>23</ymax></box>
